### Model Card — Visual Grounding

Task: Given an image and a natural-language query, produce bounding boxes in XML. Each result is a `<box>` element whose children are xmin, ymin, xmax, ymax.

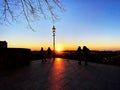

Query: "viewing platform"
<box><xmin>0</xmin><ymin>58</ymin><xmax>120</xmax><ymax>90</ymax></box>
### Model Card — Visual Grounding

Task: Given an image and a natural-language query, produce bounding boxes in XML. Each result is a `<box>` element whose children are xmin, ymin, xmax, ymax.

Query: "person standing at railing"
<box><xmin>83</xmin><ymin>46</ymin><xmax>90</xmax><ymax>65</ymax></box>
<box><xmin>77</xmin><ymin>46</ymin><xmax>82</xmax><ymax>65</ymax></box>
<box><xmin>40</xmin><ymin>47</ymin><xmax>47</xmax><ymax>62</ymax></box>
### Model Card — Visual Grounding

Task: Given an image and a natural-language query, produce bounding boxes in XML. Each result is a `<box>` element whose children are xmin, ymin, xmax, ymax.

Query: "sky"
<box><xmin>0</xmin><ymin>0</ymin><xmax>120</xmax><ymax>51</ymax></box>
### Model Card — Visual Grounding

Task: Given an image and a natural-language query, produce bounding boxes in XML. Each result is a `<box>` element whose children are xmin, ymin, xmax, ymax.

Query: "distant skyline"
<box><xmin>0</xmin><ymin>0</ymin><xmax>120</xmax><ymax>51</ymax></box>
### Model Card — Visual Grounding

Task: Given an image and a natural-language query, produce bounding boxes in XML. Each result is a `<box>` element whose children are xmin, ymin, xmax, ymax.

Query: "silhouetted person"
<box><xmin>77</xmin><ymin>46</ymin><xmax>82</xmax><ymax>64</ymax></box>
<box><xmin>83</xmin><ymin>46</ymin><xmax>90</xmax><ymax>65</ymax></box>
<box><xmin>40</xmin><ymin>47</ymin><xmax>47</xmax><ymax>62</ymax></box>
<box><xmin>47</xmin><ymin>47</ymin><xmax>51</xmax><ymax>59</ymax></box>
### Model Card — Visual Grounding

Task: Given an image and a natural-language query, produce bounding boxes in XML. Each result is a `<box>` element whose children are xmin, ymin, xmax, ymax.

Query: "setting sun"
<box><xmin>56</xmin><ymin>44</ymin><xmax>64</xmax><ymax>52</ymax></box>
<box><xmin>57</xmin><ymin>47</ymin><xmax>61</xmax><ymax>52</ymax></box>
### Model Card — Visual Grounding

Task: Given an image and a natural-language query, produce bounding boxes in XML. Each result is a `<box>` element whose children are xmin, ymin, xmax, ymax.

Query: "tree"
<box><xmin>0</xmin><ymin>0</ymin><xmax>64</xmax><ymax>31</ymax></box>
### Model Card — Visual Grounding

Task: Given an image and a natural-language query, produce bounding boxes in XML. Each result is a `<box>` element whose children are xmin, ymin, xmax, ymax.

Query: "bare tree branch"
<box><xmin>0</xmin><ymin>0</ymin><xmax>64</xmax><ymax>30</ymax></box>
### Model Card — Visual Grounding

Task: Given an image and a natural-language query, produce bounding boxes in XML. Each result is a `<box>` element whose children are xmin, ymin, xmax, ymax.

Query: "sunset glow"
<box><xmin>1</xmin><ymin>0</ymin><xmax>120</xmax><ymax>51</ymax></box>
<box><xmin>57</xmin><ymin>47</ymin><xmax>61</xmax><ymax>52</ymax></box>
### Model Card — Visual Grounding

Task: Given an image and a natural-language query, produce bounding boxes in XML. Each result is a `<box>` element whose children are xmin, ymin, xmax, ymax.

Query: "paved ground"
<box><xmin>0</xmin><ymin>58</ymin><xmax>120</xmax><ymax>90</ymax></box>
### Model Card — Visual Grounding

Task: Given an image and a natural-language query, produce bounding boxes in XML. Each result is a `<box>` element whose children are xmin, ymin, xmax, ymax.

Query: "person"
<box><xmin>40</xmin><ymin>47</ymin><xmax>47</xmax><ymax>62</ymax></box>
<box><xmin>77</xmin><ymin>46</ymin><xmax>82</xmax><ymax>64</ymax></box>
<box><xmin>47</xmin><ymin>47</ymin><xmax>52</xmax><ymax>59</ymax></box>
<box><xmin>83</xmin><ymin>46</ymin><xmax>90</xmax><ymax>65</ymax></box>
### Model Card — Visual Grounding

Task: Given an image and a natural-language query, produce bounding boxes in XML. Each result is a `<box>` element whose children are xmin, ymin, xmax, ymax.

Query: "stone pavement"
<box><xmin>0</xmin><ymin>58</ymin><xmax>120</xmax><ymax>90</ymax></box>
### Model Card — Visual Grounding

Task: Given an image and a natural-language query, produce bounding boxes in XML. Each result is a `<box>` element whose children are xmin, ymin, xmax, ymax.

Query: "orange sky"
<box><xmin>8</xmin><ymin>42</ymin><xmax>120</xmax><ymax>51</ymax></box>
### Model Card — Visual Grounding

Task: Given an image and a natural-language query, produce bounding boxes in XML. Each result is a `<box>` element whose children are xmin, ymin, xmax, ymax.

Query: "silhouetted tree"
<box><xmin>0</xmin><ymin>0</ymin><xmax>64</xmax><ymax>30</ymax></box>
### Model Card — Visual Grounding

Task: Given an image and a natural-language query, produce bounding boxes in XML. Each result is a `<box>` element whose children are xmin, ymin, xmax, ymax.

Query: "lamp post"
<box><xmin>52</xmin><ymin>25</ymin><xmax>56</xmax><ymax>58</ymax></box>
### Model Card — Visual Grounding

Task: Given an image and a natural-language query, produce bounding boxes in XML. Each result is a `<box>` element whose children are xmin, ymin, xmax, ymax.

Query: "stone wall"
<box><xmin>0</xmin><ymin>48</ymin><xmax>30</xmax><ymax>69</ymax></box>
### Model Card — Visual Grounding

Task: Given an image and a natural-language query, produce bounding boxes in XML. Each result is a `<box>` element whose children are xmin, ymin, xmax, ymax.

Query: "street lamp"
<box><xmin>52</xmin><ymin>25</ymin><xmax>56</xmax><ymax>58</ymax></box>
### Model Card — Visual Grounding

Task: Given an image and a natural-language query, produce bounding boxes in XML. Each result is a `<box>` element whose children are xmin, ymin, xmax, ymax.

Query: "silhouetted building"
<box><xmin>0</xmin><ymin>41</ymin><xmax>7</xmax><ymax>48</ymax></box>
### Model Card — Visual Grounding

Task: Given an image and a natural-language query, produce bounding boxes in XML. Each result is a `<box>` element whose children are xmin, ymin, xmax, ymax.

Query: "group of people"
<box><xmin>40</xmin><ymin>47</ymin><xmax>52</xmax><ymax>62</ymax></box>
<box><xmin>77</xmin><ymin>46</ymin><xmax>90</xmax><ymax>65</ymax></box>
<box><xmin>40</xmin><ymin>46</ymin><xmax>90</xmax><ymax>65</ymax></box>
